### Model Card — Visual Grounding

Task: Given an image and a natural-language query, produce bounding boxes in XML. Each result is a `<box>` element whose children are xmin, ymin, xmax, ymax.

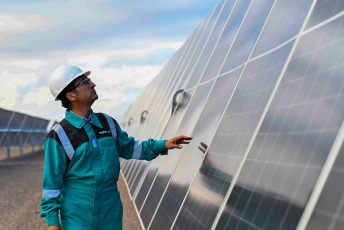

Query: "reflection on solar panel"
<box><xmin>119</xmin><ymin>0</ymin><xmax>344</xmax><ymax>229</ymax></box>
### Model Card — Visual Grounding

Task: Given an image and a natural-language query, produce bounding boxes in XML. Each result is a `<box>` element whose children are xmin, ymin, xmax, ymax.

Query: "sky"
<box><xmin>0</xmin><ymin>0</ymin><xmax>217</xmax><ymax>122</ymax></box>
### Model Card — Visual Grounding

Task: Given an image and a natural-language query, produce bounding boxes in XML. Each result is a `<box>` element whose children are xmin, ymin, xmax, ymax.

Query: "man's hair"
<box><xmin>56</xmin><ymin>77</ymin><xmax>81</xmax><ymax>109</ymax></box>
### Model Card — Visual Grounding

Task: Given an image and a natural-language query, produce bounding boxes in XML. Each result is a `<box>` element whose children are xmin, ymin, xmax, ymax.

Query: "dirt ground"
<box><xmin>0</xmin><ymin>150</ymin><xmax>142</xmax><ymax>230</ymax></box>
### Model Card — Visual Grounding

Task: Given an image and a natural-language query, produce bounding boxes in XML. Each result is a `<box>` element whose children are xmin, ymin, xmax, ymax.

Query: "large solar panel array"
<box><xmin>0</xmin><ymin>108</ymin><xmax>51</xmax><ymax>158</ymax></box>
<box><xmin>120</xmin><ymin>0</ymin><xmax>344</xmax><ymax>229</ymax></box>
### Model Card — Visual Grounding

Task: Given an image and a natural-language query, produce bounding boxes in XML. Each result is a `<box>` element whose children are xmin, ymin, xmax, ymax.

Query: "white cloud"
<box><xmin>22</xmin><ymin>92</ymin><xmax>35</xmax><ymax>105</ymax></box>
<box><xmin>0</xmin><ymin>71</ymin><xmax>39</xmax><ymax>109</ymax></box>
<box><xmin>23</xmin><ymin>86</ymin><xmax>51</xmax><ymax>107</ymax></box>
<box><xmin>8</xmin><ymin>59</ymin><xmax>48</xmax><ymax>71</ymax></box>
<box><xmin>67</xmin><ymin>41</ymin><xmax>183</xmax><ymax>65</ymax></box>
<box><xmin>0</xmin><ymin>70</ymin><xmax>39</xmax><ymax>87</ymax></box>
<box><xmin>0</xmin><ymin>13</ymin><xmax>52</xmax><ymax>34</ymax></box>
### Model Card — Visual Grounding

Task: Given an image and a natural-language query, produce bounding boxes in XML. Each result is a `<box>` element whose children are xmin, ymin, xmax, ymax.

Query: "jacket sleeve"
<box><xmin>113</xmin><ymin>119</ymin><xmax>168</xmax><ymax>160</ymax></box>
<box><xmin>40</xmin><ymin>136</ymin><xmax>67</xmax><ymax>227</ymax></box>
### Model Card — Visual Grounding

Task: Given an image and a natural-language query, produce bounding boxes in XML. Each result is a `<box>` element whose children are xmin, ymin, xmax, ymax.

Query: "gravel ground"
<box><xmin>0</xmin><ymin>150</ymin><xmax>142</xmax><ymax>230</ymax></box>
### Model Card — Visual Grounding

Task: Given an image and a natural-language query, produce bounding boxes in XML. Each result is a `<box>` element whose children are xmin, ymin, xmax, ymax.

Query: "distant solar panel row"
<box><xmin>120</xmin><ymin>0</ymin><xmax>344</xmax><ymax>229</ymax></box>
<box><xmin>0</xmin><ymin>108</ymin><xmax>51</xmax><ymax>158</ymax></box>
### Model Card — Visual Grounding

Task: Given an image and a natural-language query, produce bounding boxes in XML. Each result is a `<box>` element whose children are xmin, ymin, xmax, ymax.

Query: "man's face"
<box><xmin>69</xmin><ymin>75</ymin><xmax>98</xmax><ymax>106</ymax></box>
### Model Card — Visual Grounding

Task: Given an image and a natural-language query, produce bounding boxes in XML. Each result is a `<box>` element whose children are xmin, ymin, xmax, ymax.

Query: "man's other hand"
<box><xmin>48</xmin><ymin>225</ymin><xmax>61</xmax><ymax>230</ymax></box>
<box><xmin>165</xmin><ymin>135</ymin><xmax>192</xmax><ymax>149</ymax></box>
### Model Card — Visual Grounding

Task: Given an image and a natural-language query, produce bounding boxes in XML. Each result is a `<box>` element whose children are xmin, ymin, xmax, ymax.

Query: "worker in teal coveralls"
<box><xmin>41</xmin><ymin>64</ymin><xmax>192</xmax><ymax>230</ymax></box>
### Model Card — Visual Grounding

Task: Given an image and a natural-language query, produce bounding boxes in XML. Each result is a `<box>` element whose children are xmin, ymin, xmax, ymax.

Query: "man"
<box><xmin>41</xmin><ymin>64</ymin><xmax>192</xmax><ymax>230</ymax></box>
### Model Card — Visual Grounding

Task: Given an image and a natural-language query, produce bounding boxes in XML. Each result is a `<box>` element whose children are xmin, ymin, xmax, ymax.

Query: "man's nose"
<box><xmin>90</xmin><ymin>82</ymin><xmax>96</xmax><ymax>88</ymax></box>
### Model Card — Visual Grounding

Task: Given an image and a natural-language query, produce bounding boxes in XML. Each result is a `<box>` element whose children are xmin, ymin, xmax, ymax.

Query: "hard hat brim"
<box><xmin>54</xmin><ymin>70</ymin><xmax>91</xmax><ymax>101</ymax></box>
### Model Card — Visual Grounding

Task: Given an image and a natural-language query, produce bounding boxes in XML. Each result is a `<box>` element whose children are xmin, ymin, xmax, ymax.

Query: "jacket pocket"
<box><xmin>101</xmin><ymin>138</ymin><xmax>120</xmax><ymax>179</ymax></box>
<box><xmin>102</xmin><ymin>140</ymin><xmax>113</xmax><ymax>147</ymax></box>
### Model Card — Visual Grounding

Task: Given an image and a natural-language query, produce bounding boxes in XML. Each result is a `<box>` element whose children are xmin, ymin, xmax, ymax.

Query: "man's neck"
<box><xmin>70</xmin><ymin>107</ymin><xmax>91</xmax><ymax>118</ymax></box>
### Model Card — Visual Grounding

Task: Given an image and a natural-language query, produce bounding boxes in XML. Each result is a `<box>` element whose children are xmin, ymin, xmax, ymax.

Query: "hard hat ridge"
<box><xmin>48</xmin><ymin>64</ymin><xmax>90</xmax><ymax>101</ymax></box>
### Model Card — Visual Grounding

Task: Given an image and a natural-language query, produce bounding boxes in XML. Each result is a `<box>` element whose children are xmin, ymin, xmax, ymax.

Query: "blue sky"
<box><xmin>0</xmin><ymin>0</ymin><xmax>217</xmax><ymax>121</ymax></box>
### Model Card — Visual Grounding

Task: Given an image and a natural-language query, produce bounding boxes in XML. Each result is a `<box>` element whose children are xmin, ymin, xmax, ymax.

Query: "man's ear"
<box><xmin>66</xmin><ymin>92</ymin><xmax>76</xmax><ymax>101</ymax></box>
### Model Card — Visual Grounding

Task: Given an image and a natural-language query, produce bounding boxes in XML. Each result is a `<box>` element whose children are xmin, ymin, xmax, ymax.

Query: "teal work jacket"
<box><xmin>40</xmin><ymin>109</ymin><xmax>167</xmax><ymax>229</ymax></box>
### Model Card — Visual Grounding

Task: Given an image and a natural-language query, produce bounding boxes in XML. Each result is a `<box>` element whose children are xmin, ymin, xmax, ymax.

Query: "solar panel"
<box><xmin>173</xmin><ymin>39</ymin><xmax>293</xmax><ymax>230</ymax></box>
<box><xmin>305</xmin><ymin>141</ymin><xmax>344</xmax><ymax>230</ymax></box>
<box><xmin>214</xmin><ymin>4</ymin><xmax>344</xmax><ymax>230</ymax></box>
<box><xmin>134</xmin><ymin>154</ymin><xmax>165</xmax><ymax>211</ymax></box>
<box><xmin>170</xmin><ymin>0</ymin><xmax>278</xmax><ymax>227</ymax></box>
<box><xmin>118</xmin><ymin>0</ymin><xmax>344</xmax><ymax>229</ymax></box>
<box><xmin>249</xmin><ymin>0</ymin><xmax>314</xmax><ymax>58</ymax></box>
<box><xmin>138</xmin><ymin>87</ymin><xmax>195</xmax><ymax>228</ymax></box>
<box><xmin>177</xmin><ymin>5</ymin><xmax>221</xmax><ymax>91</ymax></box>
<box><xmin>218</xmin><ymin>0</ymin><xmax>276</xmax><ymax>75</ymax></box>
<box><xmin>122</xmin><ymin>44</ymin><xmax>186</xmax><ymax>181</ymax></box>
<box><xmin>183</xmin><ymin>0</ymin><xmax>232</xmax><ymax>90</ymax></box>
<box><xmin>126</xmin><ymin>32</ymin><xmax>201</xmax><ymax>195</ymax></box>
<box><xmin>140</xmin><ymin>80</ymin><xmax>214</xmax><ymax>228</ymax></box>
<box><xmin>163</xmin><ymin>67</ymin><xmax>244</xmax><ymax>230</ymax></box>
<box><xmin>305</xmin><ymin>0</ymin><xmax>344</xmax><ymax>29</ymax></box>
<box><xmin>132</xmin><ymin>1</ymin><xmax>230</xmax><ymax>212</ymax></box>
<box><xmin>300</xmin><ymin>1</ymin><xmax>344</xmax><ymax>229</ymax></box>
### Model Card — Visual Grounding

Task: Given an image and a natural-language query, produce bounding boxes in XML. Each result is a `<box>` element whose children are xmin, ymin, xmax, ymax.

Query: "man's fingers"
<box><xmin>179</xmin><ymin>141</ymin><xmax>190</xmax><ymax>144</ymax></box>
<box><xmin>180</xmin><ymin>136</ymin><xmax>192</xmax><ymax>140</ymax></box>
<box><xmin>174</xmin><ymin>144</ymin><xmax>183</xmax><ymax>149</ymax></box>
<box><xmin>167</xmin><ymin>135</ymin><xmax>192</xmax><ymax>149</ymax></box>
<box><xmin>174</xmin><ymin>136</ymin><xmax>192</xmax><ymax>143</ymax></box>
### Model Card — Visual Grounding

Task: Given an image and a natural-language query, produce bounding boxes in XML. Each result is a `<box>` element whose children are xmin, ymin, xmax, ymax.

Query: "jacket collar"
<box><xmin>65</xmin><ymin>108</ymin><xmax>103</xmax><ymax>129</ymax></box>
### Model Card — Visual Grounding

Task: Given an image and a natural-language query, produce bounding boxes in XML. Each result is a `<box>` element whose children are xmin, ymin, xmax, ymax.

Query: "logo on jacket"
<box><xmin>99</xmin><ymin>130</ymin><xmax>111</xmax><ymax>135</ymax></box>
<box><xmin>92</xmin><ymin>139</ymin><xmax>97</xmax><ymax>147</ymax></box>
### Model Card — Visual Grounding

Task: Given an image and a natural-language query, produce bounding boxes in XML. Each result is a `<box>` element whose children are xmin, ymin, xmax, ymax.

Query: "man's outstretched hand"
<box><xmin>165</xmin><ymin>135</ymin><xmax>192</xmax><ymax>150</ymax></box>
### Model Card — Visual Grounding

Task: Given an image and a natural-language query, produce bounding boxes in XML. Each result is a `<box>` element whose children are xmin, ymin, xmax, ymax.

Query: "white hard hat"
<box><xmin>48</xmin><ymin>64</ymin><xmax>90</xmax><ymax>101</ymax></box>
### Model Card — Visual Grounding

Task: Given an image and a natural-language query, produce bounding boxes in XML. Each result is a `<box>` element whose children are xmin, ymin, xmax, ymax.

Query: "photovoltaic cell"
<box><xmin>199</xmin><ymin>0</ymin><xmax>253</xmax><ymax>84</ymax></box>
<box><xmin>0</xmin><ymin>109</ymin><xmax>14</xmax><ymax>127</ymax></box>
<box><xmin>193</xmin><ymin>0</ymin><xmax>237</xmax><ymax>80</ymax></box>
<box><xmin>304</xmin><ymin>4</ymin><xmax>344</xmax><ymax>230</ymax></box>
<box><xmin>215</xmin><ymin>12</ymin><xmax>344</xmax><ymax>230</ymax></box>
<box><xmin>122</xmin><ymin>45</ymin><xmax>188</xmax><ymax>183</ymax></box>
<box><xmin>132</xmin><ymin>82</ymin><xmax>190</xmax><ymax>203</ymax></box>
<box><xmin>171</xmin><ymin>24</ymin><xmax>205</xmax><ymax>92</ymax></box>
<box><xmin>305</xmin><ymin>0</ymin><xmax>344</xmax><ymax>29</ymax></box>
<box><xmin>164</xmin><ymin>40</ymin><xmax>280</xmax><ymax>230</ymax></box>
<box><xmin>148</xmin><ymin>80</ymin><xmax>216</xmax><ymax>230</ymax></box>
<box><xmin>123</xmin><ymin>159</ymin><xmax>137</xmax><ymax>181</ymax></box>
<box><xmin>143</xmin><ymin>44</ymin><xmax>189</xmax><ymax>136</ymax></box>
<box><xmin>136</xmin><ymin>7</ymin><xmax>215</xmax><ymax>146</ymax></box>
<box><xmin>129</xmin><ymin>161</ymin><xmax>146</xmax><ymax>195</ymax></box>
<box><xmin>11</xmin><ymin>113</ymin><xmax>25</xmax><ymax>128</ymax></box>
<box><xmin>171</xmin><ymin>0</ymin><xmax>277</xmax><ymax>227</ymax></box>
<box><xmin>142</xmin><ymin>80</ymin><xmax>214</xmax><ymax>229</ymax></box>
<box><xmin>139</xmin><ymin>89</ymin><xmax>195</xmax><ymax>228</ymax></box>
<box><xmin>170</xmin><ymin>67</ymin><xmax>244</xmax><ymax>230</ymax></box>
<box><xmin>184</xmin><ymin>0</ymin><xmax>230</xmax><ymax>90</ymax></box>
<box><xmin>155</xmin><ymin>39</ymin><xmax>293</xmax><ymax>230</ymax></box>
<box><xmin>181</xmin><ymin>0</ymin><xmax>226</xmax><ymax>90</ymax></box>
<box><xmin>134</xmin><ymin>155</ymin><xmax>165</xmax><ymax>211</ymax></box>
<box><xmin>127</xmin><ymin>160</ymin><xmax>140</xmax><ymax>187</ymax></box>
<box><xmin>306</xmin><ymin>143</ymin><xmax>344</xmax><ymax>230</ymax></box>
<box><xmin>127</xmin><ymin>32</ymin><xmax>202</xmax><ymax>196</ymax></box>
<box><xmin>219</xmin><ymin>0</ymin><xmax>275</xmax><ymax>75</ymax></box>
<box><xmin>119</xmin><ymin>1</ymin><xmax>344</xmax><ymax>229</ymax></box>
<box><xmin>251</xmin><ymin>0</ymin><xmax>314</xmax><ymax>58</ymax></box>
